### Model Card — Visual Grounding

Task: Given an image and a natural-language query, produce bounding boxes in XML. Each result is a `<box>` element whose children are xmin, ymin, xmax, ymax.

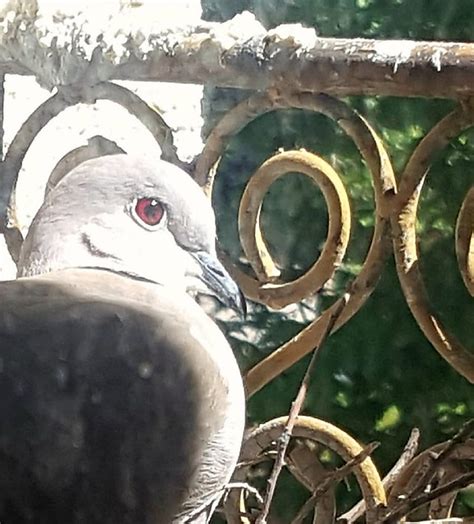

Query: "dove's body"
<box><xmin>0</xmin><ymin>155</ymin><xmax>245</xmax><ymax>523</ymax></box>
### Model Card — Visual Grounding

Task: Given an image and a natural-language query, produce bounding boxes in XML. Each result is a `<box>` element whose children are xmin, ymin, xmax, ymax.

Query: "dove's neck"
<box><xmin>17</xmin><ymin>228</ymin><xmax>186</xmax><ymax>296</ymax></box>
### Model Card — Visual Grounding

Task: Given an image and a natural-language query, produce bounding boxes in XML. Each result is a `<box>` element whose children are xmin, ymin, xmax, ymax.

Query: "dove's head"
<box><xmin>19</xmin><ymin>154</ymin><xmax>244</xmax><ymax>313</ymax></box>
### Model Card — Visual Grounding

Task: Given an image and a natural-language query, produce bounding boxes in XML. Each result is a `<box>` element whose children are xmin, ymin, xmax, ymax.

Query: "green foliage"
<box><xmin>204</xmin><ymin>0</ymin><xmax>474</xmax><ymax>39</ymax></box>
<box><xmin>203</xmin><ymin>0</ymin><xmax>474</xmax><ymax>519</ymax></box>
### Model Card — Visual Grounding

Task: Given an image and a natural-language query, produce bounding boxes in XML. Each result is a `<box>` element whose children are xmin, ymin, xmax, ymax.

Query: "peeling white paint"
<box><xmin>209</xmin><ymin>11</ymin><xmax>265</xmax><ymax>51</ymax></box>
<box><xmin>266</xmin><ymin>23</ymin><xmax>318</xmax><ymax>50</ymax></box>
<box><xmin>430</xmin><ymin>47</ymin><xmax>446</xmax><ymax>71</ymax></box>
<box><xmin>373</xmin><ymin>40</ymin><xmax>417</xmax><ymax>72</ymax></box>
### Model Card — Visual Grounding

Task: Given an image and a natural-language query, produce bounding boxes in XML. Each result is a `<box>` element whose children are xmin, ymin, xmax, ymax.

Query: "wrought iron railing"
<box><xmin>0</xmin><ymin>5</ymin><xmax>472</xmax><ymax>523</ymax></box>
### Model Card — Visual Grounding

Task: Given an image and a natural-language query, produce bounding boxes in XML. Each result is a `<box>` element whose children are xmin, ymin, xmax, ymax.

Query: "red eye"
<box><xmin>134</xmin><ymin>198</ymin><xmax>164</xmax><ymax>226</ymax></box>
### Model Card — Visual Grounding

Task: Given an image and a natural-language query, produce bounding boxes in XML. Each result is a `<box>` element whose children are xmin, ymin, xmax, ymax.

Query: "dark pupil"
<box><xmin>145</xmin><ymin>200</ymin><xmax>159</xmax><ymax>217</ymax></box>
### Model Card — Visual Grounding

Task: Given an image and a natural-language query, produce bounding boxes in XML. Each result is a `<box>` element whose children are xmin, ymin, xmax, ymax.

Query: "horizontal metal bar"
<box><xmin>1</xmin><ymin>8</ymin><xmax>474</xmax><ymax>98</ymax></box>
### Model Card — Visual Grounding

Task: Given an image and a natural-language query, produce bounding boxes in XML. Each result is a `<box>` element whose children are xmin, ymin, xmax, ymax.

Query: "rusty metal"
<box><xmin>6</xmin><ymin>6</ymin><xmax>474</xmax><ymax>99</ymax></box>
<box><xmin>224</xmin><ymin>416</ymin><xmax>386</xmax><ymax>524</ymax></box>
<box><xmin>196</xmin><ymin>90</ymin><xmax>397</xmax><ymax>397</ymax></box>
<box><xmin>197</xmin><ymin>89</ymin><xmax>474</xmax><ymax>393</ymax></box>
<box><xmin>238</xmin><ymin>150</ymin><xmax>351</xmax><ymax>308</ymax></box>
<box><xmin>456</xmin><ymin>186</ymin><xmax>474</xmax><ymax>297</ymax></box>
<box><xmin>392</xmin><ymin>105</ymin><xmax>474</xmax><ymax>384</ymax></box>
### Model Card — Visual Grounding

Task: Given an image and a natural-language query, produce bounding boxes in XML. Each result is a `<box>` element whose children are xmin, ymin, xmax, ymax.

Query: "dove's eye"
<box><xmin>134</xmin><ymin>197</ymin><xmax>165</xmax><ymax>227</ymax></box>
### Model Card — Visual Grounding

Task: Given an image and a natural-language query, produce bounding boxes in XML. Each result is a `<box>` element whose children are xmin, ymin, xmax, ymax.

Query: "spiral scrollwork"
<box><xmin>237</xmin><ymin>149</ymin><xmax>351</xmax><ymax>309</ymax></box>
<box><xmin>392</xmin><ymin>105</ymin><xmax>474</xmax><ymax>384</ymax></box>
<box><xmin>195</xmin><ymin>90</ymin><xmax>397</xmax><ymax>397</ymax></box>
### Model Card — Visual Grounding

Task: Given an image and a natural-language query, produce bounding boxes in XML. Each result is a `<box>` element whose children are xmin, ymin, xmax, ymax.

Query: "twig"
<box><xmin>338</xmin><ymin>427</ymin><xmax>420</xmax><ymax>523</ymax></box>
<box><xmin>404</xmin><ymin>519</ymin><xmax>474</xmax><ymax>523</ymax></box>
<box><xmin>291</xmin><ymin>441</ymin><xmax>380</xmax><ymax>524</ymax></box>
<box><xmin>255</xmin><ymin>293</ymin><xmax>350</xmax><ymax>524</ymax></box>
<box><xmin>383</xmin><ymin>470</ymin><xmax>474</xmax><ymax>522</ymax></box>
<box><xmin>410</xmin><ymin>420</ymin><xmax>474</xmax><ymax>496</ymax></box>
<box><xmin>236</xmin><ymin>450</ymin><xmax>278</xmax><ymax>469</ymax></box>
<box><xmin>382</xmin><ymin>420</ymin><xmax>474</xmax><ymax>521</ymax></box>
<box><xmin>381</xmin><ymin>428</ymin><xmax>421</xmax><ymax>492</ymax></box>
<box><xmin>224</xmin><ymin>482</ymin><xmax>265</xmax><ymax>506</ymax></box>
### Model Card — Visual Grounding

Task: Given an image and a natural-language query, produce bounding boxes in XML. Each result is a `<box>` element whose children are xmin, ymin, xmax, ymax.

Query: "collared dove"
<box><xmin>0</xmin><ymin>155</ymin><xmax>245</xmax><ymax>523</ymax></box>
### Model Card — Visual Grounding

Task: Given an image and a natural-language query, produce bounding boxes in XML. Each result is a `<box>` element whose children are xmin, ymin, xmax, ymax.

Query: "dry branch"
<box><xmin>255</xmin><ymin>293</ymin><xmax>350</xmax><ymax>523</ymax></box>
<box><xmin>384</xmin><ymin>471</ymin><xmax>474</xmax><ymax>523</ymax></box>
<box><xmin>381</xmin><ymin>420</ymin><xmax>474</xmax><ymax>522</ymax></box>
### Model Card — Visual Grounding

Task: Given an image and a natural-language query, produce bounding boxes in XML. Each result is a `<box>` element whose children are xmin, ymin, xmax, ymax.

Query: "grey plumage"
<box><xmin>0</xmin><ymin>155</ymin><xmax>245</xmax><ymax>523</ymax></box>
